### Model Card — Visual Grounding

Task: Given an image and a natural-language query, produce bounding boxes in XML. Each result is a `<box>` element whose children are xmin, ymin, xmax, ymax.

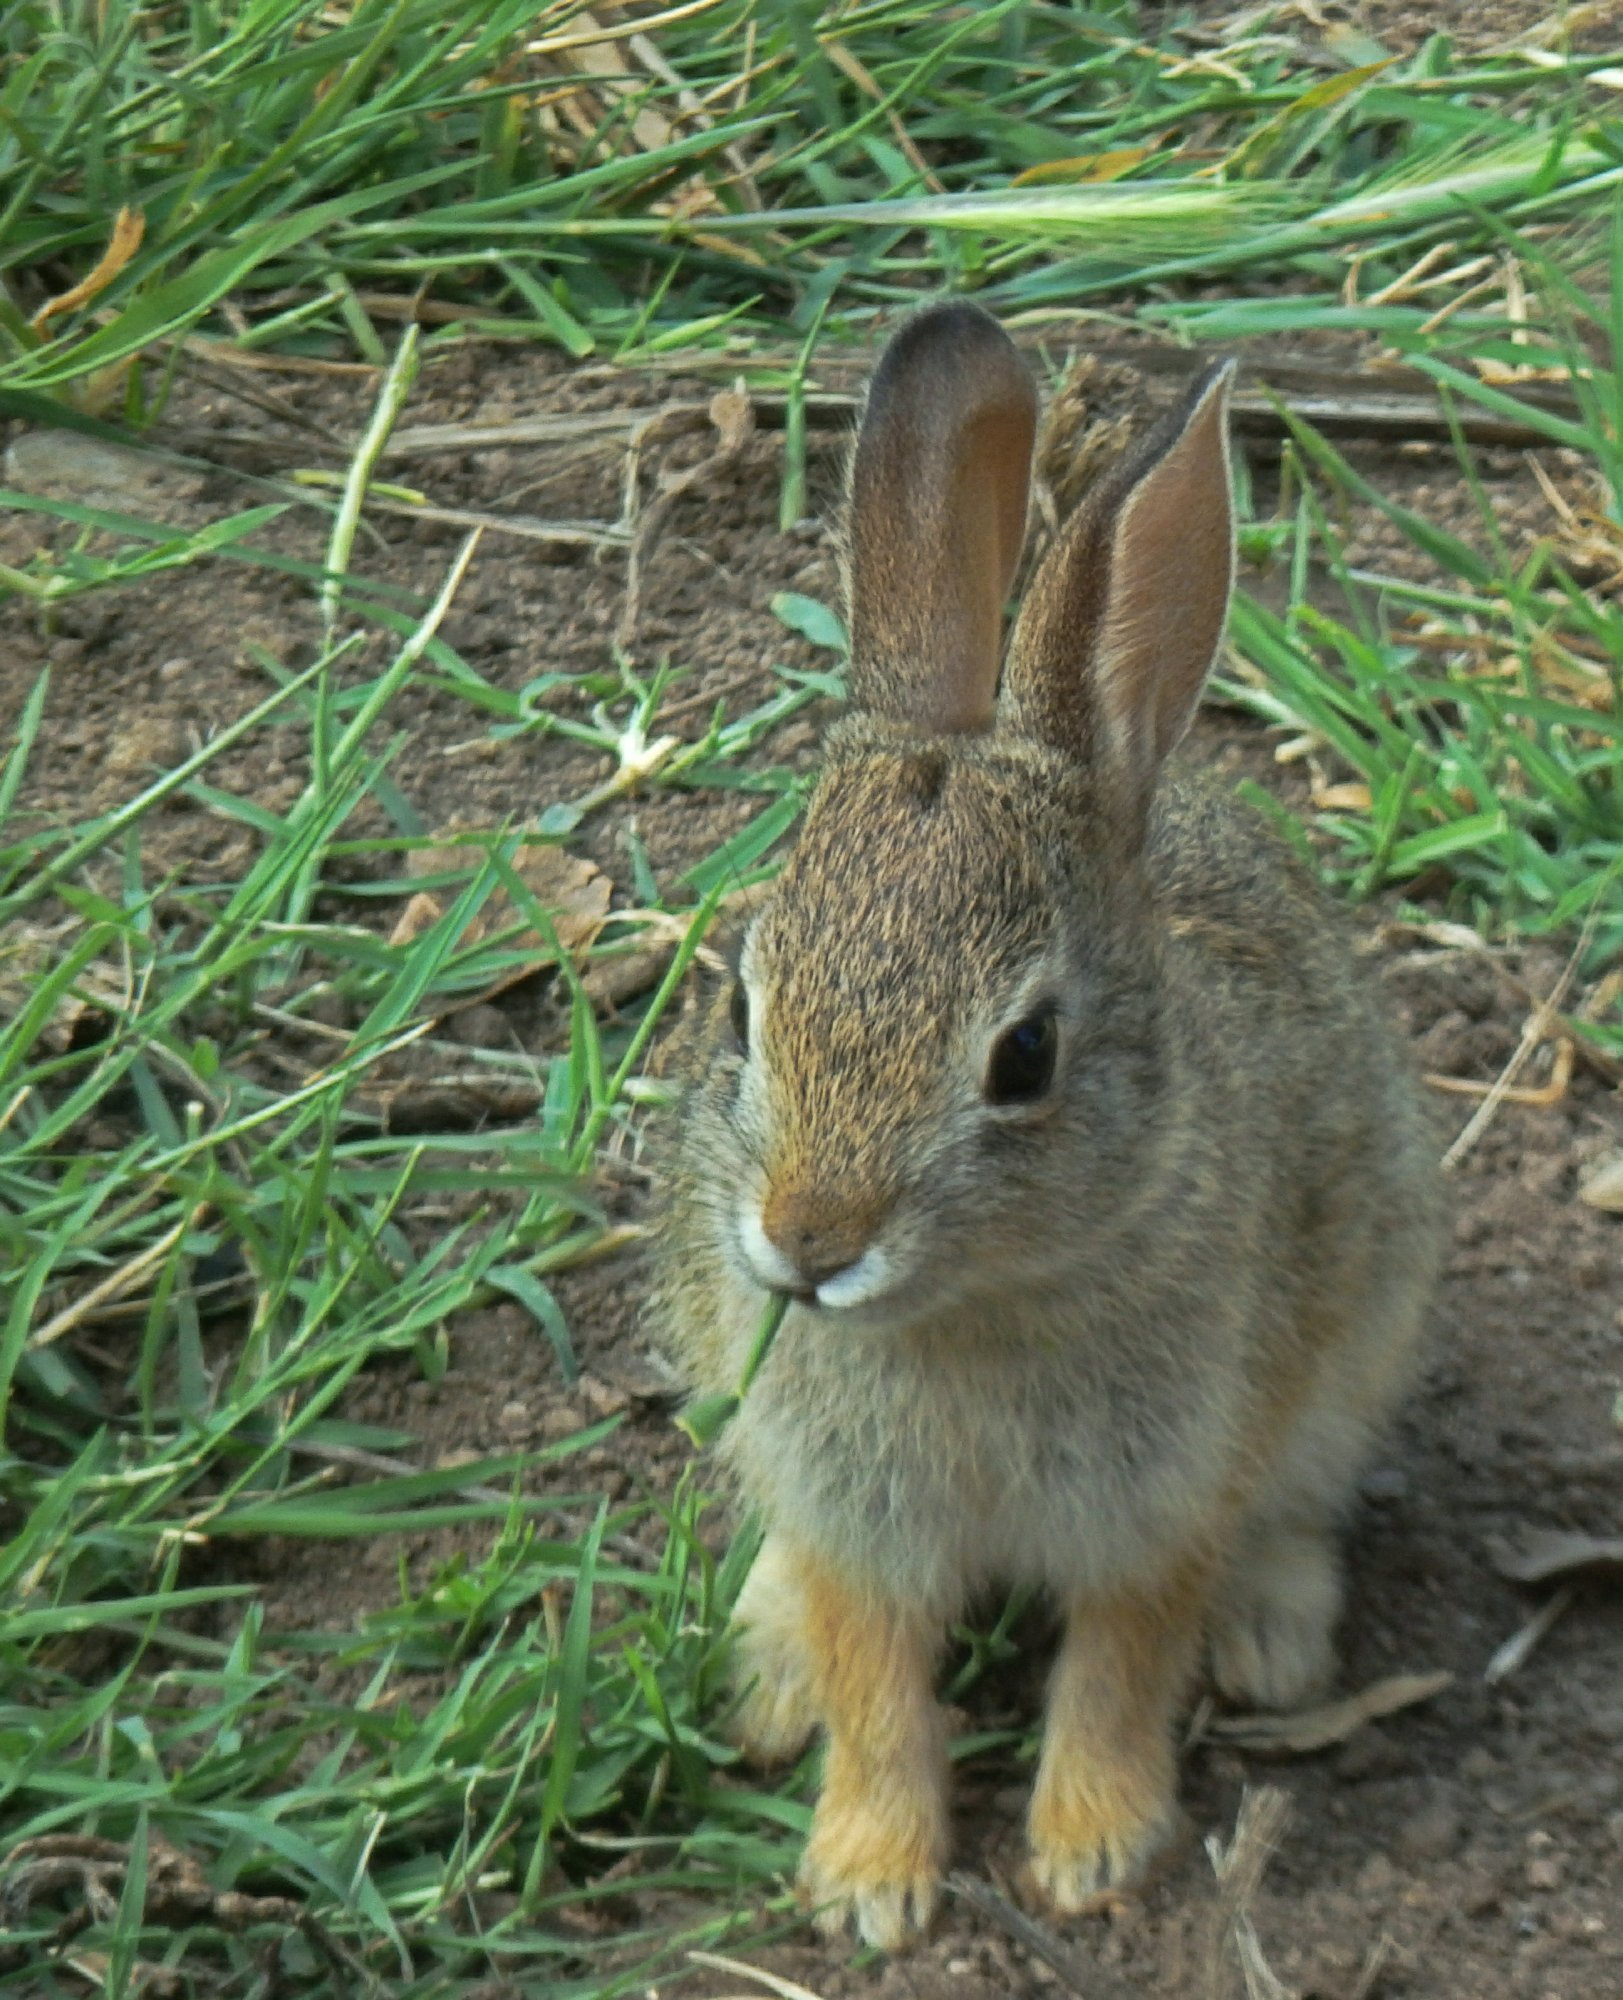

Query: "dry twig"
<box><xmin>947</xmin><ymin>1870</ymin><xmax>1129</xmax><ymax>1997</ymax></box>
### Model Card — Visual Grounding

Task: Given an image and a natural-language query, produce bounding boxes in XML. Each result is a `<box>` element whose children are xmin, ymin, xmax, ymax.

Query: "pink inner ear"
<box><xmin>1093</xmin><ymin>370</ymin><xmax>1235</xmax><ymax>794</ymax></box>
<box><xmin>930</xmin><ymin>403</ymin><xmax>1037</xmax><ymax>732</ymax></box>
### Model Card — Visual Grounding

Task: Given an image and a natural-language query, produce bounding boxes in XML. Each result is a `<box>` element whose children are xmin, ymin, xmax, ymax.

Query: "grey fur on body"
<box><xmin>661</xmin><ymin>745</ymin><xmax>1441</xmax><ymax>1615</ymax></box>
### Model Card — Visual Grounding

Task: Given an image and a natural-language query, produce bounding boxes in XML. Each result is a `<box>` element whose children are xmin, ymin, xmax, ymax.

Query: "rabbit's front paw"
<box><xmin>800</xmin><ymin>1791</ymin><xmax>946</xmax><ymax>1949</ymax></box>
<box><xmin>1025</xmin><ymin>1759</ymin><xmax>1176</xmax><ymax>1914</ymax></box>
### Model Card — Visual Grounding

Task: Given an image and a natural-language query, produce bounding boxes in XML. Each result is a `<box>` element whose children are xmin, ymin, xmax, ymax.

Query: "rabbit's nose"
<box><xmin>755</xmin><ymin>1187</ymin><xmax>873</xmax><ymax>1300</ymax></box>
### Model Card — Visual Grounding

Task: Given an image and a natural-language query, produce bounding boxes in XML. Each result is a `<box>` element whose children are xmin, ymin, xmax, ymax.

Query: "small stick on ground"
<box><xmin>947</xmin><ymin>1870</ymin><xmax>1130</xmax><ymax>1999</ymax></box>
<box><xmin>1350</xmin><ymin>1933</ymin><xmax>1398</xmax><ymax>2000</ymax></box>
<box><xmin>687</xmin><ymin>1948</ymin><xmax>827</xmax><ymax>2000</ymax></box>
<box><xmin>1426</xmin><ymin>1035</ymin><xmax>1573</xmax><ymax>1107</ymax></box>
<box><xmin>1441</xmin><ymin>921</ymin><xmax>1593</xmax><ymax>1173</ymax></box>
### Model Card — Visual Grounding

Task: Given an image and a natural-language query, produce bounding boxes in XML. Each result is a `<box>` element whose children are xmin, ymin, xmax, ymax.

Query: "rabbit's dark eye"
<box><xmin>986</xmin><ymin>1007</ymin><xmax>1058</xmax><ymax>1106</ymax></box>
<box><xmin>729</xmin><ymin>980</ymin><xmax>751</xmax><ymax>1054</ymax></box>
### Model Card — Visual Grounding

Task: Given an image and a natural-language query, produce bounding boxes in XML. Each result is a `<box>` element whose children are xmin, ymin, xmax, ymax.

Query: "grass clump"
<box><xmin>1</xmin><ymin>351</ymin><xmax>820</xmax><ymax>1983</ymax></box>
<box><xmin>1215</xmin><ymin>218</ymin><xmax>1623</xmax><ymax>1020</ymax></box>
<box><xmin>0</xmin><ymin>555</ymin><xmax>816</xmax><ymax>1992</ymax></box>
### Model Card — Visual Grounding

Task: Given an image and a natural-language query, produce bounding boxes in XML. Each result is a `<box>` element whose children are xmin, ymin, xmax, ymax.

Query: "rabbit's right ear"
<box><xmin>1001</xmin><ymin>361</ymin><xmax>1236</xmax><ymax>831</ymax></box>
<box><xmin>846</xmin><ymin>302</ymin><xmax>1037</xmax><ymax>735</ymax></box>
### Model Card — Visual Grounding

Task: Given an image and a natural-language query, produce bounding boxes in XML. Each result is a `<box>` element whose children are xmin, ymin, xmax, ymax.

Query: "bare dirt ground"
<box><xmin>5</xmin><ymin>305</ymin><xmax>1623</xmax><ymax>1998</ymax></box>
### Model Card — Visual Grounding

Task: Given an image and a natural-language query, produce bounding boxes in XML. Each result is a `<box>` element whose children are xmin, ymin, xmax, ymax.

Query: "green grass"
<box><xmin>0</xmin><ymin>531</ymin><xmax>828</xmax><ymax>1992</ymax></box>
<box><xmin>1214</xmin><ymin>212</ymin><xmax>1623</xmax><ymax>994</ymax></box>
<box><xmin>6</xmin><ymin>0</ymin><xmax>1623</xmax><ymax>402</ymax></box>
<box><xmin>3</xmin><ymin>4</ymin><xmax>1623</xmax><ymax>1995</ymax></box>
<box><xmin>1215</xmin><ymin>230</ymin><xmax>1623</xmax><ymax>988</ymax></box>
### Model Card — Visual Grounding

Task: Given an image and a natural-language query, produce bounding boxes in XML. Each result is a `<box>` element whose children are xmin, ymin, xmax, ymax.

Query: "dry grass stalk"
<box><xmin>1426</xmin><ymin>1034</ymin><xmax>1573</xmax><ymax>1107</ymax></box>
<box><xmin>618</xmin><ymin>383</ymin><xmax>755</xmax><ymax>648</ymax></box>
<box><xmin>1491</xmin><ymin>1528</ymin><xmax>1623</xmax><ymax>1584</ymax></box>
<box><xmin>30</xmin><ymin>1203</ymin><xmax>211</xmax><ymax>1351</ymax></box>
<box><xmin>1441</xmin><ymin>924</ymin><xmax>1591</xmax><ymax>1171</ymax></box>
<box><xmin>1349</xmin><ymin>1935</ymin><xmax>1397</xmax><ymax>2000</ymax></box>
<box><xmin>686</xmin><ymin>1949</ymin><xmax>828</xmax><ymax>2000</ymax></box>
<box><xmin>823</xmin><ymin>39</ymin><xmax>945</xmax><ymax>193</ymax></box>
<box><xmin>1204</xmin><ymin>1787</ymin><xmax>1296</xmax><ymax>2000</ymax></box>
<box><xmin>1484</xmin><ymin>1582</ymin><xmax>1578</xmax><ymax>1685</ymax></box>
<box><xmin>946</xmin><ymin>1870</ymin><xmax>1125</xmax><ymax>1996</ymax></box>
<box><xmin>1204</xmin><ymin>1671</ymin><xmax>1452</xmax><ymax>1756</ymax></box>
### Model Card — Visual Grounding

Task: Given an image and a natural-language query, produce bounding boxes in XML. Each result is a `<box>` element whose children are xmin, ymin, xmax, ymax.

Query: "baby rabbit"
<box><xmin>657</xmin><ymin>302</ymin><xmax>1442</xmax><ymax>1949</ymax></box>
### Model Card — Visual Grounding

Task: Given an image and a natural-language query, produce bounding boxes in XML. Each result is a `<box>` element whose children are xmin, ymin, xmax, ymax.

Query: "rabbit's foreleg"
<box><xmin>1027</xmin><ymin>1552</ymin><xmax>1212</xmax><ymax>1910</ymax></box>
<box><xmin>769</xmin><ymin>1544</ymin><xmax>950</xmax><ymax>1949</ymax></box>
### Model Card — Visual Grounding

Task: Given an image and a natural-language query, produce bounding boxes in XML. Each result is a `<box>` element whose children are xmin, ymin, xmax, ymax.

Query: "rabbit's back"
<box><xmin>1147</xmin><ymin>765</ymin><xmax>1444</xmax><ymax>1505</ymax></box>
<box><xmin>1148</xmin><ymin>765</ymin><xmax>1442</xmax><ymax>1344</ymax></box>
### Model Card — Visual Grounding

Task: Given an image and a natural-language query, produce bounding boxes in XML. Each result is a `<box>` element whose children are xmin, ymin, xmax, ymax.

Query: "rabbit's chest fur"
<box><xmin>718</xmin><ymin>1251</ymin><xmax>1264</xmax><ymax>1615</ymax></box>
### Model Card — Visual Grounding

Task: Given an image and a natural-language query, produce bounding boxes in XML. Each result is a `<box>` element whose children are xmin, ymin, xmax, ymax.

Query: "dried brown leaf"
<box><xmin>1205</xmin><ymin>1670</ymin><xmax>1452</xmax><ymax>1755</ymax></box>
<box><xmin>392</xmin><ymin>836</ymin><xmax>611</xmax><ymax>971</ymax></box>
<box><xmin>1484</xmin><ymin>1583</ymin><xmax>1577</xmax><ymax>1685</ymax></box>
<box><xmin>1577</xmin><ymin>1151</ymin><xmax>1623</xmax><ymax>1212</ymax></box>
<box><xmin>582</xmin><ymin>943</ymin><xmax>673</xmax><ymax>1013</ymax></box>
<box><xmin>1310</xmin><ymin>778</ymin><xmax>1374</xmax><ymax>812</ymax></box>
<box><xmin>30</xmin><ymin>206</ymin><xmax>145</xmax><ymax>333</ymax></box>
<box><xmin>1490</xmin><ymin>1529</ymin><xmax>1623</xmax><ymax>1585</ymax></box>
<box><xmin>388</xmin><ymin>890</ymin><xmax>445</xmax><ymax>950</ymax></box>
<box><xmin>1205</xmin><ymin>1787</ymin><xmax>1296</xmax><ymax>2000</ymax></box>
<box><xmin>554</xmin><ymin>10</ymin><xmax>681</xmax><ymax>159</ymax></box>
<box><xmin>708</xmin><ymin>382</ymin><xmax>754</xmax><ymax>452</ymax></box>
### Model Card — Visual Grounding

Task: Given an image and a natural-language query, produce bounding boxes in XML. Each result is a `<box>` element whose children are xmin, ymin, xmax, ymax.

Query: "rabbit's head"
<box><xmin>710</xmin><ymin>304</ymin><xmax>1236</xmax><ymax>1327</ymax></box>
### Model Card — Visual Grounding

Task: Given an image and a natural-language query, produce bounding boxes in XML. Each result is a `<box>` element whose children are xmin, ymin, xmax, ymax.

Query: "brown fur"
<box><xmin>795</xmin><ymin>1552</ymin><xmax>949</xmax><ymax>1943</ymax></box>
<box><xmin>1028</xmin><ymin>1550</ymin><xmax>1216</xmax><ymax>1911</ymax></box>
<box><xmin>652</xmin><ymin>303</ymin><xmax>1444</xmax><ymax>1948</ymax></box>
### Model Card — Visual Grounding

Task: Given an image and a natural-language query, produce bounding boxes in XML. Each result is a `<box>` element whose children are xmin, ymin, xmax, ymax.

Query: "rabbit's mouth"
<box><xmin>735</xmin><ymin>1203</ymin><xmax>904</xmax><ymax>1316</ymax></box>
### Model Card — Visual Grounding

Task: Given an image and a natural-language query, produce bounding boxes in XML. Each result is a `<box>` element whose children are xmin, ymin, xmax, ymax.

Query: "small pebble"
<box><xmin>450</xmin><ymin>1002</ymin><xmax>511</xmax><ymax>1050</ymax></box>
<box><xmin>578</xmin><ymin>1372</ymin><xmax>630</xmax><ymax>1418</ymax></box>
<box><xmin>1361</xmin><ymin>1465</ymin><xmax>1410</xmax><ymax>1502</ymax></box>
<box><xmin>1396</xmin><ymin>1798</ymin><xmax>1461</xmax><ymax>1864</ymax></box>
<box><xmin>496</xmin><ymin>1399</ymin><xmax>535</xmax><ymax>1441</ymax></box>
<box><xmin>540</xmin><ymin>1403</ymin><xmax>583</xmax><ymax>1442</ymax></box>
<box><xmin>1460</xmin><ymin>1864</ymin><xmax>1504</xmax><ymax>1916</ymax></box>
<box><xmin>1526</xmin><ymin>1830</ymin><xmax>1564</xmax><ymax>1892</ymax></box>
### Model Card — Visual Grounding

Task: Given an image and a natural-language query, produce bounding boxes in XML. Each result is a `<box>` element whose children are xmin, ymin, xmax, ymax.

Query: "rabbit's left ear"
<box><xmin>1001</xmin><ymin>361</ymin><xmax>1236</xmax><ymax>823</ymax></box>
<box><xmin>846</xmin><ymin>301</ymin><xmax>1037</xmax><ymax>735</ymax></box>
